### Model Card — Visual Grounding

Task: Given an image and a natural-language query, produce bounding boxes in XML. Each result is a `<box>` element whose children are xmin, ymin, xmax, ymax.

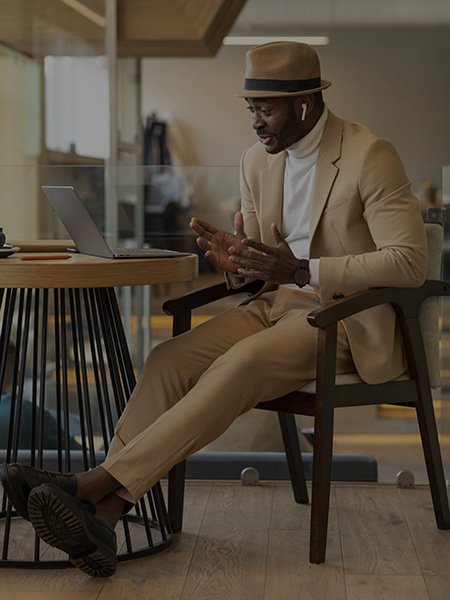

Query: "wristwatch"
<box><xmin>293</xmin><ymin>259</ymin><xmax>310</xmax><ymax>288</ymax></box>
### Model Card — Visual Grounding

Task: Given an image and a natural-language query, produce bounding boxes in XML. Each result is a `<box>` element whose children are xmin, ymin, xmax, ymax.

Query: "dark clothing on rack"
<box><xmin>143</xmin><ymin>118</ymin><xmax>171</xmax><ymax>166</ymax></box>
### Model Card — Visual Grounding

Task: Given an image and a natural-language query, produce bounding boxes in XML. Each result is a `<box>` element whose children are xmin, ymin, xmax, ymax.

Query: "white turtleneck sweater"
<box><xmin>280</xmin><ymin>106</ymin><xmax>328</xmax><ymax>292</ymax></box>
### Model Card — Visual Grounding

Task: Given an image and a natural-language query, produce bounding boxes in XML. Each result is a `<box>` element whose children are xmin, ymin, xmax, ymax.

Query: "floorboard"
<box><xmin>336</xmin><ymin>485</ymin><xmax>422</xmax><ymax>576</ymax></box>
<box><xmin>0</xmin><ymin>482</ymin><xmax>449</xmax><ymax>600</ymax></box>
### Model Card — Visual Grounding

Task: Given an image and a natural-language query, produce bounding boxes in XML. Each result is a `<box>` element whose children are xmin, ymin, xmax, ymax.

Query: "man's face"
<box><xmin>246</xmin><ymin>97</ymin><xmax>304</xmax><ymax>154</ymax></box>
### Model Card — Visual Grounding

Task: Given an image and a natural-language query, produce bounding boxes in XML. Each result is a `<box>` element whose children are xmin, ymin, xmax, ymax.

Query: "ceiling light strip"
<box><xmin>223</xmin><ymin>36</ymin><xmax>330</xmax><ymax>46</ymax></box>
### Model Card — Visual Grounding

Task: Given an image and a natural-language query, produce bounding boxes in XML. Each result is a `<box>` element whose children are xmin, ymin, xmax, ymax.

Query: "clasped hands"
<box><xmin>190</xmin><ymin>211</ymin><xmax>301</xmax><ymax>284</ymax></box>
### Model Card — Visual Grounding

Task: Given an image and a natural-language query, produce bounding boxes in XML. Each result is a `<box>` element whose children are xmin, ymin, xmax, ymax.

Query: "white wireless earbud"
<box><xmin>301</xmin><ymin>103</ymin><xmax>307</xmax><ymax>121</ymax></box>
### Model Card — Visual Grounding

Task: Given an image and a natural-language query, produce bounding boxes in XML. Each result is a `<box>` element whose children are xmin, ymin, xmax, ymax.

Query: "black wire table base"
<box><xmin>0</xmin><ymin>287</ymin><xmax>172</xmax><ymax>567</ymax></box>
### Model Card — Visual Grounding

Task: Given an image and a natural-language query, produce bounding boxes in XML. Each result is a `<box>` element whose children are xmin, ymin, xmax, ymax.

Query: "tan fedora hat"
<box><xmin>234</xmin><ymin>41</ymin><xmax>331</xmax><ymax>98</ymax></box>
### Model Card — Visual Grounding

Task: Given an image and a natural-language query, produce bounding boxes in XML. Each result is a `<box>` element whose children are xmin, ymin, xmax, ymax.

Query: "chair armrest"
<box><xmin>307</xmin><ymin>280</ymin><xmax>450</xmax><ymax>329</ymax></box>
<box><xmin>162</xmin><ymin>279</ymin><xmax>264</xmax><ymax>335</ymax></box>
<box><xmin>163</xmin><ymin>279</ymin><xmax>263</xmax><ymax>315</ymax></box>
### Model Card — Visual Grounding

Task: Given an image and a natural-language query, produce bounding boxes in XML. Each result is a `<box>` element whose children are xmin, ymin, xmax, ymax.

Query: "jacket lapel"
<box><xmin>258</xmin><ymin>150</ymin><xmax>286</xmax><ymax>244</ymax></box>
<box><xmin>309</xmin><ymin>112</ymin><xmax>344</xmax><ymax>245</ymax></box>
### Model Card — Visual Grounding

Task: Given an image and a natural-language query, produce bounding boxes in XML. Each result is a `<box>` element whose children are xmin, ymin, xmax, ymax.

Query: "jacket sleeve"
<box><xmin>225</xmin><ymin>146</ymin><xmax>263</xmax><ymax>289</ymax></box>
<box><xmin>239</xmin><ymin>146</ymin><xmax>262</xmax><ymax>241</ymax></box>
<box><xmin>318</xmin><ymin>138</ymin><xmax>427</xmax><ymax>303</ymax></box>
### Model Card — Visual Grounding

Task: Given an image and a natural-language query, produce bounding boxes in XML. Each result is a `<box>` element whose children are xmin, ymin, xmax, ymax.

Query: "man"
<box><xmin>0</xmin><ymin>42</ymin><xmax>426</xmax><ymax>577</ymax></box>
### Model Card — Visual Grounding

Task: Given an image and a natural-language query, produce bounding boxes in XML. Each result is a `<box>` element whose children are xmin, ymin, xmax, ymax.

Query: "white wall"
<box><xmin>141</xmin><ymin>26</ymin><xmax>450</xmax><ymax>199</ymax></box>
<box><xmin>319</xmin><ymin>27</ymin><xmax>450</xmax><ymax>172</ymax></box>
<box><xmin>0</xmin><ymin>49</ymin><xmax>40</xmax><ymax>239</ymax></box>
<box><xmin>141</xmin><ymin>45</ymin><xmax>253</xmax><ymax>168</ymax></box>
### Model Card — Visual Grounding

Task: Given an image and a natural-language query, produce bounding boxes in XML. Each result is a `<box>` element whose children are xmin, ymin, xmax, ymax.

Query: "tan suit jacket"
<box><xmin>235</xmin><ymin>111</ymin><xmax>427</xmax><ymax>384</ymax></box>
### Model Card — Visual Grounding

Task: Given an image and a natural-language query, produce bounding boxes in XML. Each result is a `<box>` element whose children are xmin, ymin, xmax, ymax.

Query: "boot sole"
<box><xmin>28</xmin><ymin>484</ymin><xmax>117</xmax><ymax>577</ymax></box>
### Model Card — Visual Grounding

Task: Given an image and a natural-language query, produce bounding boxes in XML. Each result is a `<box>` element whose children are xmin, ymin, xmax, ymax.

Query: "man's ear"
<box><xmin>293</xmin><ymin>95</ymin><xmax>313</xmax><ymax>120</ymax></box>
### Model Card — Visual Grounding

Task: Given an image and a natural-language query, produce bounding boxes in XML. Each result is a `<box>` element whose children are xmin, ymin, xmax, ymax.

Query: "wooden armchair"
<box><xmin>163</xmin><ymin>223</ymin><xmax>450</xmax><ymax>564</ymax></box>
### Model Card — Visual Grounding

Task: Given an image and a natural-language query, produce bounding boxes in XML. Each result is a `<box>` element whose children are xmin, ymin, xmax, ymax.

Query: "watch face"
<box><xmin>294</xmin><ymin>266</ymin><xmax>309</xmax><ymax>287</ymax></box>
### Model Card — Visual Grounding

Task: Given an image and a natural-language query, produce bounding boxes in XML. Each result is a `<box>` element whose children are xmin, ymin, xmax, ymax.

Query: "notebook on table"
<box><xmin>42</xmin><ymin>185</ymin><xmax>191</xmax><ymax>259</ymax></box>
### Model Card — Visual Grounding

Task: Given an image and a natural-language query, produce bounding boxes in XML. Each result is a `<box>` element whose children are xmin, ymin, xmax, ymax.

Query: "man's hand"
<box><xmin>228</xmin><ymin>223</ymin><xmax>302</xmax><ymax>284</ymax></box>
<box><xmin>190</xmin><ymin>212</ymin><xmax>247</xmax><ymax>273</ymax></box>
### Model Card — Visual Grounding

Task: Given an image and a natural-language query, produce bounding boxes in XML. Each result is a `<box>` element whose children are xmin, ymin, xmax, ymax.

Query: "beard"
<box><xmin>263</xmin><ymin>101</ymin><xmax>305</xmax><ymax>154</ymax></box>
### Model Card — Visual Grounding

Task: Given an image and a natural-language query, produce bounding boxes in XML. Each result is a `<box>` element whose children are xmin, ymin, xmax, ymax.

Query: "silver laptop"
<box><xmin>42</xmin><ymin>185</ymin><xmax>191</xmax><ymax>259</ymax></box>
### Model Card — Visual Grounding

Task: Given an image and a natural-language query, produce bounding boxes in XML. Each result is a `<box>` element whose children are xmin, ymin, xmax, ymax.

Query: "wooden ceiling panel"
<box><xmin>84</xmin><ymin>0</ymin><xmax>105</xmax><ymax>16</ymax></box>
<box><xmin>0</xmin><ymin>0</ymin><xmax>104</xmax><ymax>57</ymax></box>
<box><xmin>118</xmin><ymin>0</ymin><xmax>200</xmax><ymax>41</ymax></box>
<box><xmin>0</xmin><ymin>0</ymin><xmax>247</xmax><ymax>57</ymax></box>
<box><xmin>117</xmin><ymin>0</ymin><xmax>247</xmax><ymax>56</ymax></box>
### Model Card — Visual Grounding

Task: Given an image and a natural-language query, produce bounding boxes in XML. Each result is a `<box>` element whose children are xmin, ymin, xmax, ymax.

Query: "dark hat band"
<box><xmin>244</xmin><ymin>76</ymin><xmax>322</xmax><ymax>93</ymax></box>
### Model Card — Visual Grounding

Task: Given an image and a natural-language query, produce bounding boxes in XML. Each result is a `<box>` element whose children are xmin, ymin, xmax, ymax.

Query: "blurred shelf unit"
<box><xmin>43</xmin><ymin>149</ymin><xmax>104</xmax><ymax>166</ymax></box>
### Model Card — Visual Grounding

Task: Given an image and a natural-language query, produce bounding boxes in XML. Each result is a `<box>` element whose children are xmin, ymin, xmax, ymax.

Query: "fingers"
<box><xmin>190</xmin><ymin>217</ymin><xmax>218</xmax><ymax>236</ymax></box>
<box><xmin>204</xmin><ymin>251</ymin><xmax>219</xmax><ymax>268</ymax></box>
<box><xmin>237</xmin><ymin>267</ymin><xmax>266</xmax><ymax>280</ymax></box>
<box><xmin>239</xmin><ymin>224</ymin><xmax>286</xmax><ymax>252</ymax></box>
<box><xmin>193</xmin><ymin>225</ymin><xmax>215</xmax><ymax>251</ymax></box>
<box><xmin>190</xmin><ymin>220</ymin><xmax>215</xmax><ymax>243</ymax></box>
<box><xmin>271</xmin><ymin>223</ymin><xmax>285</xmax><ymax>244</ymax></box>
<box><xmin>241</xmin><ymin>238</ymin><xmax>272</xmax><ymax>254</ymax></box>
<box><xmin>234</xmin><ymin>212</ymin><xmax>246</xmax><ymax>239</ymax></box>
<box><xmin>195</xmin><ymin>236</ymin><xmax>209</xmax><ymax>251</ymax></box>
<box><xmin>229</xmin><ymin>244</ymin><xmax>272</xmax><ymax>271</ymax></box>
<box><xmin>229</xmin><ymin>242</ymin><xmax>261</xmax><ymax>255</ymax></box>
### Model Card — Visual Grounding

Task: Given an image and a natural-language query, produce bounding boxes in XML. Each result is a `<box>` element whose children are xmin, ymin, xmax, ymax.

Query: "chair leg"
<box><xmin>277</xmin><ymin>412</ymin><xmax>309</xmax><ymax>504</ymax></box>
<box><xmin>399</xmin><ymin>316</ymin><xmax>450</xmax><ymax>528</ymax></box>
<box><xmin>415</xmin><ymin>387</ymin><xmax>450</xmax><ymax>529</ymax></box>
<box><xmin>309</xmin><ymin>406</ymin><xmax>334</xmax><ymax>564</ymax></box>
<box><xmin>168</xmin><ymin>460</ymin><xmax>186</xmax><ymax>533</ymax></box>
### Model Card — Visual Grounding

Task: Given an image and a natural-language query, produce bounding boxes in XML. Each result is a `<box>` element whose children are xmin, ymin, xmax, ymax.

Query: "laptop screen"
<box><xmin>42</xmin><ymin>186</ymin><xmax>114</xmax><ymax>258</ymax></box>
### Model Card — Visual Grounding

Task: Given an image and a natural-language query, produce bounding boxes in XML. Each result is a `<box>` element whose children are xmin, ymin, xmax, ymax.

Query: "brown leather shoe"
<box><xmin>0</xmin><ymin>463</ymin><xmax>77</xmax><ymax>521</ymax></box>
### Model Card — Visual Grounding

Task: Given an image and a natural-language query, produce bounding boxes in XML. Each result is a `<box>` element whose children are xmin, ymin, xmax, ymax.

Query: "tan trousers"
<box><xmin>102</xmin><ymin>287</ymin><xmax>354</xmax><ymax>503</ymax></box>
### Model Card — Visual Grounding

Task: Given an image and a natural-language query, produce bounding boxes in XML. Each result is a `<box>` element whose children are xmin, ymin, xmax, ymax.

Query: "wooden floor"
<box><xmin>1</xmin><ymin>481</ymin><xmax>450</xmax><ymax>600</ymax></box>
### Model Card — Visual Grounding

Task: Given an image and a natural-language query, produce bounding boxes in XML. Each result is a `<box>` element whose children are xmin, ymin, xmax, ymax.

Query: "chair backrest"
<box><xmin>420</xmin><ymin>223</ymin><xmax>443</xmax><ymax>388</ymax></box>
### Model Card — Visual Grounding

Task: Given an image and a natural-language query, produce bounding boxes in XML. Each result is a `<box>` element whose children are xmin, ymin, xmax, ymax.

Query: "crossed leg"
<box><xmin>95</xmin><ymin>289</ymin><xmax>353</xmax><ymax>509</ymax></box>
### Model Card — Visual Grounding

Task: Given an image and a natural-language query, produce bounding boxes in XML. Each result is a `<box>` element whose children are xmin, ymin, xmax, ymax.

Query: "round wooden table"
<box><xmin>0</xmin><ymin>245</ymin><xmax>198</xmax><ymax>568</ymax></box>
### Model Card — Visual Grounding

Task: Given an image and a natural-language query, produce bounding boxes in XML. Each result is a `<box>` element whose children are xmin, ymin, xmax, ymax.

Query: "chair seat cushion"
<box><xmin>298</xmin><ymin>372</ymin><xmax>410</xmax><ymax>393</ymax></box>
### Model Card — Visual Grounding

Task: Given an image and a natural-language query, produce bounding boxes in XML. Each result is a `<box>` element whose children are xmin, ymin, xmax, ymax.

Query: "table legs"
<box><xmin>0</xmin><ymin>287</ymin><xmax>172</xmax><ymax>567</ymax></box>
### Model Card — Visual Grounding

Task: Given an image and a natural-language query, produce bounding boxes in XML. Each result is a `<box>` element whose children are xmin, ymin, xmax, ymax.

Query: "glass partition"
<box><xmin>0</xmin><ymin>161</ymin><xmax>238</xmax><ymax>362</ymax></box>
<box><xmin>0</xmin><ymin>163</ymin><xmax>234</xmax><ymax>460</ymax></box>
<box><xmin>440</xmin><ymin>164</ymin><xmax>450</xmax><ymax>478</ymax></box>
<box><xmin>1</xmin><ymin>163</ymin><xmax>449</xmax><ymax>484</ymax></box>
